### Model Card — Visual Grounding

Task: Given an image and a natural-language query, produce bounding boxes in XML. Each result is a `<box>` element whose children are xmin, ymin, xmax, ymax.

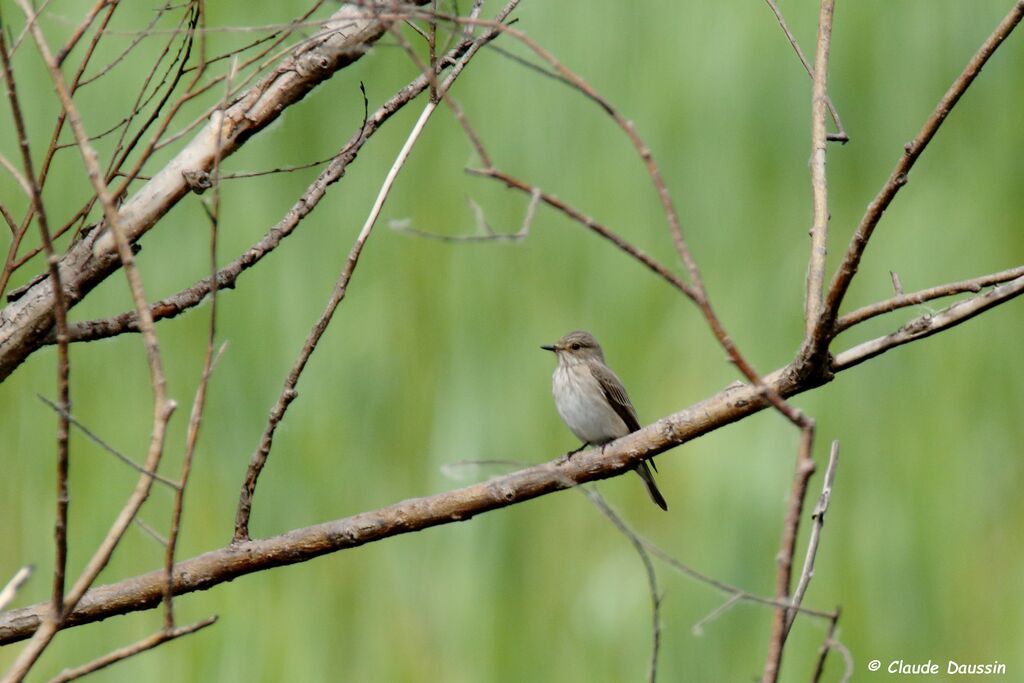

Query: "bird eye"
<box><xmin>570</xmin><ymin>343</ymin><xmax>581</xmax><ymax>350</ymax></box>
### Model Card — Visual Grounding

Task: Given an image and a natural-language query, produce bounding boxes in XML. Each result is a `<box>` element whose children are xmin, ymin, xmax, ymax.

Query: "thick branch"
<box><xmin>2</xmin><ymin>270</ymin><xmax>1021</xmax><ymax>645</ymax></box>
<box><xmin>0</xmin><ymin>2</ymin><xmax>425</xmax><ymax>381</ymax></box>
<box><xmin>0</xmin><ymin>364</ymin><xmax>805</xmax><ymax>645</ymax></box>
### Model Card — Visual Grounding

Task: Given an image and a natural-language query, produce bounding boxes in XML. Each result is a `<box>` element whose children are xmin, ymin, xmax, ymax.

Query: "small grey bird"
<box><xmin>542</xmin><ymin>330</ymin><xmax>668</xmax><ymax>511</ymax></box>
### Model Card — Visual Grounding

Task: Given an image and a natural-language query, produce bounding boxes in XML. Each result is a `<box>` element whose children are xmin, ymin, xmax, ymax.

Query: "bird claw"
<box><xmin>559</xmin><ymin>443</ymin><xmax>588</xmax><ymax>463</ymax></box>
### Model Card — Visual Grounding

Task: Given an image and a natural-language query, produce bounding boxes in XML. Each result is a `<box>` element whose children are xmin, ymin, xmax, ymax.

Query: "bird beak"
<box><xmin>540</xmin><ymin>344</ymin><xmax>556</xmax><ymax>352</ymax></box>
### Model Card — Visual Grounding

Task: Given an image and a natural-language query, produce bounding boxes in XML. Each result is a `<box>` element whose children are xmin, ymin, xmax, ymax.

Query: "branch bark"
<box><xmin>0</xmin><ymin>361</ymin><xmax>804</xmax><ymax>645</ymax></box>
<box><xmin>0</xmin><ymin>1</ymin><xmax>426</xmax><ymax>381</ymax></box>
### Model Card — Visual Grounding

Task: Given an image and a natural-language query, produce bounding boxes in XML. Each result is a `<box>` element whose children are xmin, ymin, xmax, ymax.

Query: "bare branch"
<box><xmin>0</xmin><ymin>1</ymin><xmax>432</xmax><ymax>381</ymax></box>
<box><xmin>2</xmin><ymin>359</ymin><xmax>865</xmax><ymax>646</ymax></box>
<box><xmin>762</xmin><ymin>422</ymin><xmax>817</xmax><ymax>683</ymax></box>
<box><xmin>163</xmin><ymin>66</ymin><xmax>232</xmax><ymax>629</ymax></box>
<box><xmin>584</xmin><ymin>490</ymin><xmax>662</xmax><ymax>683</ymax></box>
<box><xmin>0</xmin><ymin>566</ymin><xmax>33</xmax><ymax>612</ymax></box>
<box><xmin>469</xmin><ymin>168</ymin><xmax>695</xmax><ymax>299</ymax></box>
<box><xmin>47</xmin><ymin>617</ymin><xmax>217</xmax><ymax>683</ymax></box>
<box><xmin>804</xmin><ymin>0</ymin><xmax>835</xmax><ymax>337</ymax></box>
<box><xmin>832</xmin><ymin>275</ymin><xmax>1024</xmax><ymax>372</ymax></box>
<box><xmin>761</xmin><ymin>0</ymin><xmax>847</xmax><ymax>141</ymax></box>
<box><xmin>691</xmin><ymin>594</ymin><xmax>743</xmax><ymax>637</ymax></box>
<box><xmin>46</xmin><ymin>35</ymin><xmax>480</xmax><ymax>346</ymax></box>
<box><xmin>4</xmin><ymin>0</ymin><xmax>177</xmax><ymax>675</ymax></box>
<box><xmin>834</xmin><ymin>264</ymin><xmax>1024</xmax><ymax>333</ymax></box>
<box><xmin>37</xmin><ymin>396</ymin><xmax>179</xmax><ymax>489</ymax></box>
<box><xmin>812</xmin><ymin>613</ymin><xmax>853</xmax><ymax>683</ymax></box>
<box><xmin>0</xmin><ymin>22</ymin><xmax>73</xmax><ymax>626</ymax></box>
<box><xmin>233</xmin><ymin>0</ymin><xmax>519</xmax><ymax>542</ymax></box>
<box><xmin>785</xmin><ymin>440</ymin><xmax>839</xmax><ymax>635</ymax></box>
<box><xmin>389</xmin><ymin>192</ymin><xmax>534</xmax><ymax>243</ymax></box>
<box><xmin>813</xmin><ymin>1</ymin><xmax>1024</xmax><ymax>350</ymax></box>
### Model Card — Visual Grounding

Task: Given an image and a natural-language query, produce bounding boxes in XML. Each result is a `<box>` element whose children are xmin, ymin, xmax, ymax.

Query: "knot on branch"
<box><xmin>790</xmin><ymin>345</ymin><xmax>835</xmax><ymax>388</ymax></box>
<box><xmin>182</xmin><ymin>170</ymin><xmax>212</xmax><ymax>195</ymax></box>
<box><xmin>900</xmin><ymin>315</ymin><xmax>932</xmax><ymax>335</ymax></box>
<box><xmin>296</xmin><ymin>53</ymin><xmax>333</xmax><ymax>78</ymax></box>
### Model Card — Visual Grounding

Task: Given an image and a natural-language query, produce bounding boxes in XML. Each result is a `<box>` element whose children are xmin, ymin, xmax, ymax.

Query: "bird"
<box><xmin>541</xmin><ymin>330</ymin><xmax>668</xmax><ymax>511</ymax></box>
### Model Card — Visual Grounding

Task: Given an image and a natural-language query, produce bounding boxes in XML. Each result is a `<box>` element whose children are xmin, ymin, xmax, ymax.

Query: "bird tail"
<box><xmin>635</xmin><ymin>460</ymin><xmax>668</xmax><ymax>511</ymax></box>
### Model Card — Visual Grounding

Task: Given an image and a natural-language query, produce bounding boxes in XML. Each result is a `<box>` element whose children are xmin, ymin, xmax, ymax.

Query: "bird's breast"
<box><xmin>551</xmin><ymin>364</ymin><xmax>629</xmax><ymax>444</ymax></box>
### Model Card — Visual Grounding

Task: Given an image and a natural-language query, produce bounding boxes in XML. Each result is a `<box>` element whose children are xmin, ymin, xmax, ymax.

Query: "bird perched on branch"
<box><xmin>542</xmin><ymin>330</ymin><xmax>668</xmax><ymax>511</ymax></box>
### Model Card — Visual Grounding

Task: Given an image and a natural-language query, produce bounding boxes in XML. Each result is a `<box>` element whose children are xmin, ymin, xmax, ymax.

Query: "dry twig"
<box><xmin>810</xmin><ymin>0</ymin><xmax>1024</xmax><ymax>355</ymax></box>
<box><xmin>0</xmin><ymin>567</ymin><xmax>33</xmax><ymax>612</ymax></box>
<box><xmin>47</xmin><ymin>616</ymin><xmax>217</xmax><ymax>683</ymax></box>
<box><xmin>785</xmin><ymin>441</ymin><xmax>839</xmax><ymax>636</ymax></box>
<box><xmin>233</xmin><ymin>0</ymin><xmax>519</xmax><ymax>542</ymax></box>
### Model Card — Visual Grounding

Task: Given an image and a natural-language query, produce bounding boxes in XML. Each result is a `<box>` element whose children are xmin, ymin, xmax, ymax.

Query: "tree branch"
<box><xmin>812</xmin><ymin>0</ymin><xmax>1024</xmax><ymax>350</ymax></box>
<box><xmin>0</xmin><ymin>1</ymin><xmax>429</xmax><ymax>381</ymax></box>
<box><xmin>834</xmin><ymin>264</ymin><xmax>1024</xmax><ymax>333</ymax></box>
<box><xmin>47</xmin><ymin>617</ymin><xmax>217</xmax><ymax>683</ymax></box>
<box><xmin>1</xmin><ymin>266</ymin><xmax>1019</xmax><ymax>646</ymax></box>
<box><xmin>785</xmin><ymin>440</ymin><xmax>839</xmax><ymax>635</ymax></box>
<box><xmin>832</xmin><ymin>275</ymin><xmax>1024</xmax><ymax>372</ymax></box>
<box><xmin>803</xmin><ymin>0</ymin><xmax>835</xmax><ymax>337</ymax></box>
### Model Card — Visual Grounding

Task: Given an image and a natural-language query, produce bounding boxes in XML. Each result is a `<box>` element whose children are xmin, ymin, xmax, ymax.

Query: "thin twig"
<box><xmin>0</xmin><ymin>153</ymin><xmax>32</xmax><ymax>198</ymax></box>
<box><xmin>691</xmin><ymin>593</ymin><xmax>743</xmax><ymax>636</ymax></box>
<box><xmin>103</xmin><ymin>5</ymin><xmax>199</xmax><ymax>189</ymax></box>
<box><xmin>890</xmin><ymin>271</ymin><xmax>904</xmax><ymax>296</ymax></box>
<box><xmin>50</xmin><ymin>36</ymin><xmax>491</xmax><ymax>346</ymax></box>
<box><xmin>762</xmin><ymin>423</ymin><xmax>817</xmax><ymax>683</ymax></box>
<box><xmin>4</xmin><ymin>2</ymin><xmax>176</xmax><ymax>677</ymax></box>
<box><xmin>0</xmin><ymin>1</ymin><xmax>120</xmax><ymax>295</ymax></box>
<box><xmin>233</xmin><ymin>100</ymin><xmax>437</xmax><ymax>542</ymax></box>
<box><xmin>784</xmin><ymin>440</ymin><xmax>839</xmax><ymax>635</ymax></box>
<box><xmin>810</xmin><ymin>608</ymin><xmax>842</xmax><ymax>682</ymax></box>
<box><xmin>389</xmin><ymin>191</ymin><xmax>535</xmax><ymax>242</ymax></box>
<box><xmin>47</xmin><ymin>616</ymin><xmax>217</xmax><ymax>683</ymax></box>
<box><xmin>75</xmin><ymin>6</ymin><xmax>161</xmax><ymax>89</ymax></box>
<box><xmin>232</xmin><ymin>0</ymin><xmax>519</xmax><ymax>541</ymax></box>
<box><xmin>0</xmin><ymin>566</ymin><xmax>33</xmax><ymax>612</ymax></box>
<box><xmin>834</xmin><ymin>264</ymin><xmax>1024</xmax><ymax>333</ymax></box>
<box><xmin>52</xmin><ymin>0</ymin><xmax>108</xmax><ymax>67</ymax></box>
<box><xmin>0</xmin><ymin>24</ymin><xmax>73</xmax><ymax>624</ymax></box>
<box><xmin>761</xmin><ymin>0</ymin><xmax>847</xmax><ymax>141</ymax></box>
<box><xmin>469</xmin><ymin>168</ymin><xmax>695</xmax><ymax>298</ymax></box>
<box><xmin>0</xmin><ymin>202</ymin><xmax>18</xmax><ymax>236</ymax></box>
<box><xmin>163</xmin><ymin>56</ymin><xmax>231</xmax><ymax>631</ymax></box>
<box><xmin>388</xmin><ymin>5</ymin><xmax>491</xmax><ymax>167</ymax></box>
<box><xmin>584</xmin><ymin>490</ymin><xmax>662</xmax><ymax>683</ymax></box>
<box><xmin>812</xmin><ymin>0</ymin><xmax>1024</xmax><ymax>353</ymax></box>
<box><xmin>832</xmin><ymin>275</ymin><xmax>1024</xmax><ymax>372</ymax></box>
<box><xmin>133</xmin><ymin>518</ymin><xmax>168</xmax><ymax>547</ymax></box>
<box><xmin>37</xmin><ymin>396</ymin><xmax>180</xmax><ymax>490</ymax></box>
<box><xmin>804</xmin><ymin>0</ymin><xmax>835</xmax><ymax>337</ymax></box>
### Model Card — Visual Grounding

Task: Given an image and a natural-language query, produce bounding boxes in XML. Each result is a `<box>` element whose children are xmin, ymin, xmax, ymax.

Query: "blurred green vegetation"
<box><xmin>1</xmin><ymin>1</ymin><xmax>1022</xmax><ymax>680</ymax></box>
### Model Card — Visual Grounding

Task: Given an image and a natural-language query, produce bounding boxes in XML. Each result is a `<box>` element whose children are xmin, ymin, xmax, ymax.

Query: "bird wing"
<box><xmin>591</xmin><ymin>363</ymin><xmax>641</xmax><ymax>433</ymax></box>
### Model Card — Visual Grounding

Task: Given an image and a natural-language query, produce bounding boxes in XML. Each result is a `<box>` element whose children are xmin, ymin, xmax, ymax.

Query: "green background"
<box><xmin>1</xmin><ymin>1</ymin><xmax>1022</xmax><ymax>680</ymax></box>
